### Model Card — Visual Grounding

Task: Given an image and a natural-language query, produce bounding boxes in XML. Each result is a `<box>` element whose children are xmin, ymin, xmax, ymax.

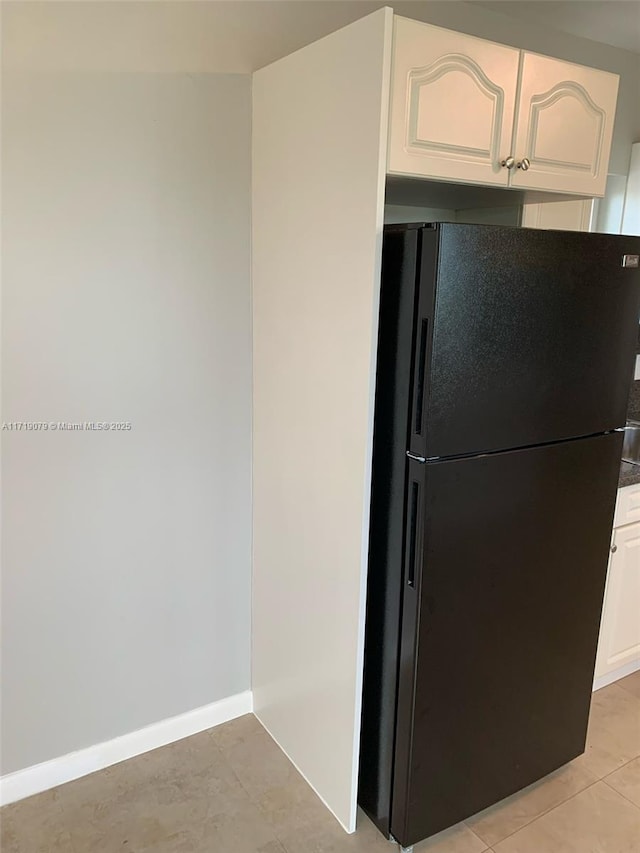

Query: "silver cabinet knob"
<box><xmin>611</xmin><ymin>544</ymin><xmax>618</xmax><ymax>553</ymax></box>
<box><xmin>517</xmin><ymin>158</ymin><xmax>531</xmax><ymax>171</ymax></box>
<box><xmin>501</xmin><ymin>156</ymin><xmax>515</xmax><ymax>169</ymax></box>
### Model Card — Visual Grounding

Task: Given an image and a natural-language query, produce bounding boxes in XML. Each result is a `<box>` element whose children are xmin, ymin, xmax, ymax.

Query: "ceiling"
<box><xmin>476</xmin><ymin>1</ymin><xmax>640</xmax><ymax>54</ymax></box>
<box><xmin>3</xmin><ymin>0</ymin><xmax>640</xmax><ymax>74</ymax></box>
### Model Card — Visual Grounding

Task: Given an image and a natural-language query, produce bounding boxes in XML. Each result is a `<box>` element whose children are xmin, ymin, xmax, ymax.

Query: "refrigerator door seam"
<box><xmin>424</xmin><ymin>428</ymin><xmax>625</xmax><ymax>463</ymax></box>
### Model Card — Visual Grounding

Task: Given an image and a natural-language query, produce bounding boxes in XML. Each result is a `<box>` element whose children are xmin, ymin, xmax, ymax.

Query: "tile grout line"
<box><xmin>601</xmin><ymin>762</ymin><xmax>640</xmax><ymax>814</ymax></box>
<box><xmin>602</xmin><ymin>754</ymin><xmax>640</xmax><ymax>778</ymax></box>
<box><xmin>460</xmin><ymin>821</ymin><xmax>494</xmax><ymax>851</ymax></box>
<box><xmin>465</xmin><ymin>779</ymin><xmax>603</xmax><ymax>848</ymax></box>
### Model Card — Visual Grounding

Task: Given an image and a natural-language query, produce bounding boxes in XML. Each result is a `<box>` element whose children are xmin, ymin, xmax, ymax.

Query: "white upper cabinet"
<box><xmin>389</xmin><ymin>17</ymin><xmax>520</xmax><ymax>186</ymax></box>
<box><xmin>520</xmin><ymin>198</ymin><xmax>595</xmax><ymax>231</ymax></box>
<box><xmin>388</xmin><ymin>16</ymin><xmax>619</xmax><ymax>196</ymax></box>
<box><xmin>621</xmin><ymin>143</ymin><xmax>640</xmax><ymax>235</ymax></box>
<box><xmin>511</xmin><ymin>53</ymin><xmax>618</xmax><ymax>195</ymax></box>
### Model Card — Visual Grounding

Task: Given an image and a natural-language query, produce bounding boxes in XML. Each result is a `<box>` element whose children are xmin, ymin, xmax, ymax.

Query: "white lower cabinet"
<box><xmin>595</xmin><ymin>488</ymin><xmax>640</xmax><ymax>682</ymax></box>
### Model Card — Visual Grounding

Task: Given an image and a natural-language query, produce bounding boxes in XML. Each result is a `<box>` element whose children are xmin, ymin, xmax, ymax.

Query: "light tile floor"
<box><xmin>2</xmin><ymin>671</ymin><xmax>640</xmax><ymax>853</ymax></box>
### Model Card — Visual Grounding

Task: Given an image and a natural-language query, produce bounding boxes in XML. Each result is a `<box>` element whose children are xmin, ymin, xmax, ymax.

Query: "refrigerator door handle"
<box><xmin>412</xmin><ymin>318</ymin><xmax>429</xmax><ymax>440</ymax></box>
<box><xmin>406</xmin><ymin>470</ymin><xmax>425</xmax><ymax>590</ymax></box>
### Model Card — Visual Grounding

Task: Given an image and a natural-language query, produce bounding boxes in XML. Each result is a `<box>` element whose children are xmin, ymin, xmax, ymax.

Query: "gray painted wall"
<box><xmin>1</xmin><ymin>71</ymin><xmax>251</xmax><ymax>773</ymax></box>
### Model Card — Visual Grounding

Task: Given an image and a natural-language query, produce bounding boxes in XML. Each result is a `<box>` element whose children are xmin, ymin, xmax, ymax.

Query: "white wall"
<box><xmin>1</xmin><ymin>70</ymin><xmax>252</xmax><ymax>773</ymax></box>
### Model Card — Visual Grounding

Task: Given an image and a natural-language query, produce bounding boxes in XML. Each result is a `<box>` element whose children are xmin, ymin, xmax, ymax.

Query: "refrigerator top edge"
<box><xmin>383</xmin><ymin>221</ymin><xmax>640</xmax><ymax>241</ymax></box>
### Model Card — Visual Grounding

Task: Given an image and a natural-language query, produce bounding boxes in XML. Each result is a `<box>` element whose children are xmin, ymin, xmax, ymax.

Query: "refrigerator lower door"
<box><xmin>391</xmin><ymin>432</ymin><xmax>622</xmax><ymax>847</ymax></box>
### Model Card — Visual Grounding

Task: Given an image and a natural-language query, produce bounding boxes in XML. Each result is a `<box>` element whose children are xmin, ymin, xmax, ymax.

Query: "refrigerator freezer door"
<box><xmin>411</xmin><ymin>225</ymin><xmax>640</xmax><ymax>460</ymax></box>
<box><xmin>390</xmin><ymin>431</ymin><xmax>622</xmax><ymax>847</ymax></box>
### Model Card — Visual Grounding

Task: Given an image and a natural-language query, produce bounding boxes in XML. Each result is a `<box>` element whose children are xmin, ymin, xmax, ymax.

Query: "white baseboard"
<box><xmin>593</xmin><ymin>659</ymin><xmax>640</xmax><ymax>692</ymax></box>
<box><xmin>0</xmin><ymin>690</ymin><xmax>253</xmax><ymax>807</ymax></box>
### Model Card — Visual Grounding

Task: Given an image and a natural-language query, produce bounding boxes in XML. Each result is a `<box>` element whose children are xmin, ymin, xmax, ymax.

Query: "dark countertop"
<box><xmin>619</xmin><ymin>461</ymin><xmax>640</xmax><ymax>489</ymax></box>
<box><xmin>628</xmin><ymin>380</ymin><xmax>640</xmax><ymax>422</ymax></box>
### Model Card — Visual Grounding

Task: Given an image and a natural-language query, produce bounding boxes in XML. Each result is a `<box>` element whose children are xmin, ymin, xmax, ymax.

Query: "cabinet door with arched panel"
<box><xmin>388</xmin><ymin>17</ymin><xmax>520</xmax><ymax>186</ymax></box>
<box><xmin>510</xmin><ymin>52</ymin><xmax>618</xmax><ymax>196</ymax></box>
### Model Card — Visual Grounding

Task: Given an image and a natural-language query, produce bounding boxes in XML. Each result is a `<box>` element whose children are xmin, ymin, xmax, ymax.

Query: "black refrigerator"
<box><xmin>358</xmin><ymin>223</ymin><xmax>640</xmax><ymax>849</ymax></box>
